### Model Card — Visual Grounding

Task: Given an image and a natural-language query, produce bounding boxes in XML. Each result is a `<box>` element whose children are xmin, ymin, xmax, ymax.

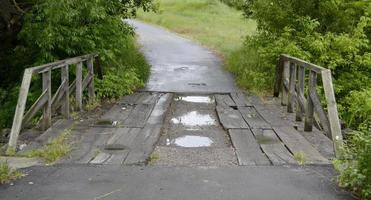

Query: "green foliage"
<box><xmin>0</xmin><ymin>0</ymin><xmax>153</xmax><ymax>131</ymax></box>
<box><xmin>96</xmin><ymin>70</ymin><xmax>143</xmax><ymax>100</ymax></box>
<box><xmin>293</xmin><ymin>151</ymin><xmax>306</xmax><ymax>165</ymax></box>
<box><xmin>0</xmin><ymin>162</ymin><xmax>24</xmax><ymax>184</ymax></box>
<box><xmin>137</xmin><ymin>0</ymin><xmax>256</xmax><ymax>56</ymax></box>
<box><xmin>342</xmin><ymin>89</ymin><xmax>371</xmax><ymax>129</ymax></box>
<box><xmin>334</xmin><ymin>125</ymin><xmax>371</xmax><ymax>199</ymax></box>
<box><xmin>20</xmin><ymin>129</ymin><xmax>72</xmax><ymax>164</ymax></box>
<box><xmin>229</xmin><ymin>0</ymin><xmax>370</xmax><ymax>197</ymax></box>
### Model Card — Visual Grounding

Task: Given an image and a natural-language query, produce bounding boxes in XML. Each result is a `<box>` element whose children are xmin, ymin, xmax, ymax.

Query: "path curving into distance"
<box><xmin>126</xmin><ymin>19</ymin><xmax>238</xmax><ymax>93</ymax></box>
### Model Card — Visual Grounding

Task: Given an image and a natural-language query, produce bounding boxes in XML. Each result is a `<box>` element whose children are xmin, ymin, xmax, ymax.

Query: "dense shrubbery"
<box><xmin>0</xmin><ymin>0</ymin><xmax>153</xmax><ymax>131</ymax></box>
<box><xmin>226</xmin><ymin>0</ymin><xmax>370</xmax><ymax>198</ymax></box>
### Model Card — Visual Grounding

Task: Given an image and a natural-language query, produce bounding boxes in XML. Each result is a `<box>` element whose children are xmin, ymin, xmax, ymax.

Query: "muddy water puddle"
<box><xmin>166</xmin><ymin>135</ymin><xmax>213</xmax><ymax>147</ymax></box>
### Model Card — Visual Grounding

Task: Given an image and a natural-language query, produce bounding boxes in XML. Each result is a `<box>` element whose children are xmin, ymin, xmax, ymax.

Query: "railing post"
<box><xmin>281</xmin><ymin>60</ymin><xmax>290</xmax><ymax>105</ymax></box>
<box><xmin>304</xmin><ymin>70</ymin><xmax>316</xmax><ymax>131</ymax></box>
<box><xmin>87</xmin><ymin>57</ymin><xmax>95</xmax><ymax>102</ymax></box>
<box><xmin>296</xmin><ymin>66</ymin><xmax>305</xmax><ymax>121</ymax></box>
<box><xmin>7</xmin><ymin>69</ymin><xmax>33</xmax><ymax>154</ymax></box>
<box><xmin>287</xmin><ymin>63</ymin><xmax>297</xmax><ymax>113</ymax></box>
<box><xmin>321</xmin><ymin>69</ymin><xmax>343</xmax><ymax>157</ymax></box>
<box><xmin>274</xmin><ymin>56</ymin><xmax>283</xmax><ymax>97</ymax></box>
<box><xmin>61</xmin><ymin>65</ymin><xmax>70</xmax><ymax>118</ymax></box>
<box><xmin>41</xmin><ymin>69</ymin><xmax>52</xmax><ymax>130</ymax></box>
<box><xmin>76</xmin><ymin>62</ymin><xmax>83</xmax><ymax>110</ymax></box>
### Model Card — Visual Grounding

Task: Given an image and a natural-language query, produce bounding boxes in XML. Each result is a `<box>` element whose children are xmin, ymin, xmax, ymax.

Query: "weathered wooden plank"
<box><xmin>321</xmin><ymin>69</ymin><xmax>343</xmax><ymax>158</ymax></box>
<box><xmin>297</xmin><ymin>126</ymin><xmax>335</xmax><ymax>159</ymax></box>
<box><xmin>229</xmin><ymin>129</ymin><xmax>270</xmax><ymax>166</ymax></box>
<box><xmin>304</xmin><ymin>71</ymin><xmax>316</xmax><ymax>131</ymax></box>
<box><xmin>99</xmin><ymin>104</ymin><xmax>134</xmax><ymax>124</ymax></box>
<box><xmin>281</xmin><ymin>60</ymin><xmax>290</xmax><ymax>106</ymax></box>
<box><xmin>66</xmin><ymin>127</ymin><xmax>113</xmax><ymax>164</ymax></box>
<box><xmin>251</xmin><ymin>128</ymin><xmax>296</xmax><ymax>165</ymax></box>
<box><xmin>75</xmin><ymin>62</ymin><xmax>83</xmax><ymax>110</ymax></box>
<box><xmin>8</xmin><ymin>69</ymin><xmax>38</xmax><ymax>152</ymax></box>
<box><xmin>104</xmin><ymin>150</ymin><xmax>130</xmax><ymax>165</ymax></box>
<box><xmin>253</xmin><ymin>104</ymin><xmax>291</xmax><ymax>127</ymax></box>
<box><xmin>22</xmin><ymin>90</ymin><xmax>48</xmax><ymax>128</ymax></box>
<box><xmin>42</xmin><ymin>69</ymin><xmax>52</xmax><ymax>130</ymax></box>
<box><xmin>215</xmin><ymin>94</ymin><xmax>236</xmax><ymax>107</ymax></box>
<box><xmin>296</xmin><ymin>66</ymin><xmax>305</xmax><ymax>121</ymax></box>
<box><xmin>87</xmin><ymin>57</ymin><xmax>95</xmax><ymax>102</ymax></box>
<box><xmin>216</xmin><ymin>106</ymin><xmax>249</xmax><ymax>129</ymax></box>
<box><xmin>51</xmin><ymin>80</ymin><xmax>67</xmax><ymax>112</ymax></box>
<box><xmin>124</xmin><ymin>125</ymin><xmax>163</xmax><ymax>165</ymax></box>
<box><xmin>260</xmin><ymin>144</ymin><xmax>297</xmax><ymax>165</ymax></box>
<box><xmin>123</xmin><ymin>103</ymin><xmax>155</xmax><ymax>128</ymax></box>
<box><xmin>273</xmin><ymin>126</ymin><xmax>329</xmax><ymax>164</ymax></box>
<box><xmin>281</xmin><ymin>54</ymin><xmax>326</xmax><ymax>73</ymax></box>
<box><xmin>146</xmin><ymin>93</ymin><xmax>173</xmax><ymax>125</ymax></box>
<box><xmin>250</xmin><ymin>128</ymin><xmax>280</xmax><ymax>144</ymax></box>
<box><xmin>274</xmin><ymin>57</ymin><xmax>284</xmax><ymax>97</ymax></box>
<box><xmin>230</xmin><ymin>92</ymin><xmax>251</xmax><ymax>106</ymax></box>
<box><xmin>89</xmin><ymin>152</ymin><xmax>111</xmax><ymax>164</ymax></box>
<box><xmin>61</xmin><ymin>65</ymin><xmax>70</xmax><ymax>118</ymax></box>
<box><xmin>32</xmin><ymin>54</ymin><xmax>97</xmax><ymax>74</ymax></box>
<box><xmin>238</xmin><ymin>106</ymin><xmax>271</xmax><ymax>128</ymax></box>
<box><xmin>137</xmin><ymin>92</ymin><xmax>161</xmax><ymax>105</ymax></box>
<box><xmin>106</xmin><ymin>128</ymin><xmax>141</xmax><ymax>148</ymax></box>
<box><xmin>287</xmin><ymin>63</ymin><xmax>297</xmax><ymax>113</ymax></box>
<box><xmin>309</xmin><ymin>89</ymin><xmax>330</xmax><ymax>137</ymax></box>
<box><xmin>119</xmin><ymin>92</ymin><xmax>146</xmax><ymax>105</ymax></box>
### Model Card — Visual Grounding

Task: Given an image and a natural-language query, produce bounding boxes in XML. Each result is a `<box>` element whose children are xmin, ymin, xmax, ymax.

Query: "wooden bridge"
<box><xmin>6</xmin><ymin>53</ymin><xmax>343</xmax><ymax>166</ymax></box>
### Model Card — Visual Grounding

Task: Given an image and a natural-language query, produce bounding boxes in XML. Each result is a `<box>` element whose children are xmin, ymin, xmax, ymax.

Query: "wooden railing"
<box><xmin>274</xmin><ymin>54</ymin><xmax>343</xmax><ymax>157</ymax></box>
<box><xmin>7</xmin><ymin>54</ymin><xmax>98</xmax><ymax>153</ymax></box>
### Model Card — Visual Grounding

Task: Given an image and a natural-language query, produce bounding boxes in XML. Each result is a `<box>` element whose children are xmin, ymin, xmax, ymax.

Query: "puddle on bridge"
<box><xmin>166</xmin><ymin>135</ymin><xmax>213</xmax><ymax>147</ymax></box>
<box><xmin>174</xmin><ymin>96</ymin><xmax>215</xmax><ymax>104</ymax></box>
<box><xmin>171</xmin><ymin>111</ymin><xmax>216</xmax><ymax>126</ymax></box>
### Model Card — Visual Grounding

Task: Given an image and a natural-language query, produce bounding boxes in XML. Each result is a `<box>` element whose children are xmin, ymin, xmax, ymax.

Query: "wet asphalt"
<box><xmin>0</xmin><ymin>20</ymin><xmax>354</xmax><ymax>200</ymax></box>
<box><xmin>126</xmin><ymin>19</ymin><xmax>238</xmax><ymax>93</ymax></box>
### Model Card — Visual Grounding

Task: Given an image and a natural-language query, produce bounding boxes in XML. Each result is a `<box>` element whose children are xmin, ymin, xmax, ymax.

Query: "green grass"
<box><xmin>19</xmin><ymin>128</ymin><xmax>73</xmax><ymax>164</ymax></box>
<box><xmin>0</xmin><ymin>162</ymin><xmax>24</xmax><ymax>184</ymax></box>
<box><xmin>137</xmin><ymin>0</ymin><xmax>256</xmax><ymax>57</ymax></box>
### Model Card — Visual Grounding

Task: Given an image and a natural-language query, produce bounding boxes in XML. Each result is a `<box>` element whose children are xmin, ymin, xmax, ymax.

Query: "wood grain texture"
<box><xmin>273</xmin><ymin>126</ymin><xmax>329</xmax><ymax>164</ymax></box>
<box><xmin>229</xmin><ymin>129</ymin><xmax>270</xmax><ymax>166</ymax></box>
<box><xmin>238</xmin><ymin>106</ymin><xmax>271</xmax><ymax>128</ymax></box>
<box><xmin>216</xmin><ymin>105</ymin><xmax>249</xmax><ymax>129</ymax></box>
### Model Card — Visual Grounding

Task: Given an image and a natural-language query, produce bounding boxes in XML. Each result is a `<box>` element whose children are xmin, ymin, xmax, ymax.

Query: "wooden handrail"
<box><xmin>274</xmin><ymin>54</ymin><xmax>343</xmax><ymax>157</ymax></box>
<box><xmin>6</xmin><ymin>54</ymin><xmax>98</xmax><ymax>154</ymax></box>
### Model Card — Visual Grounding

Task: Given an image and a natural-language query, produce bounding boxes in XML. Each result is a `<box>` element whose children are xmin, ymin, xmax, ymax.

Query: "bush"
<box><xmin>342</xmin><ymin>89</ymin><xmax>371</xmax><ymax>129</ymax></box>
<box><xmin>0</xmin><ymin>0</ymin><xmax>153</xmax><ymax>131</ymax></box>
<box><xmin>228</xmin><ymin>1</ymin><xmax>370</xmax><ymax>198</ymax></box>
<box><xmin>334</xmin><ymin>125</ymin><xmax>371</xmax><ymax>199</ymax></box>
<box><xmin>96</xmin><ymin>70</ymin><xmax>143</xmax><ymax>100</ymax></box>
